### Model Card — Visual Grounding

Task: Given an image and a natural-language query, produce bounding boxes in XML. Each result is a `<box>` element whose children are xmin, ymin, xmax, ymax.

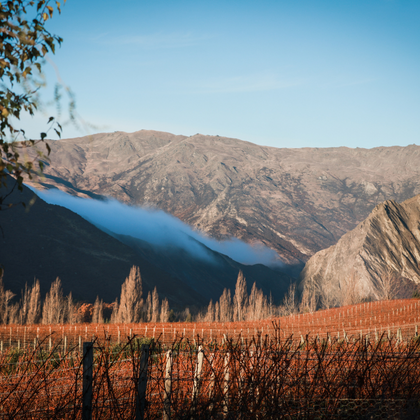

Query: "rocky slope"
<box><xmin>299</xmin><ymin>194</ymin><xmax>420</xmax><ymax>306</ymax></box>
<box><xmin>0</xmin><ymin>180</ymin><xmax>291</xmax><ymax>307</ymax></box>
<box><xmin>27</xmin><ymin>130</ymin><xmax>420</xmax><ymax>265</ymax></box>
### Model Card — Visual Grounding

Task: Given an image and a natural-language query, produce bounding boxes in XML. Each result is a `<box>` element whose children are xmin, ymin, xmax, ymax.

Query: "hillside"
<box><xmin>300</xmin><ymin>194</ymin><xmax>420</xmax><ymax>306</ymax></box>
<box><xmin>26</xmin><ymin>130</ymin><xmax>420</xmax><ymax>265</ymax></box>
<box><xmin>0</xmin><ymin>181</ymin><xmax>291</xmax><ymax>307</ymax></box>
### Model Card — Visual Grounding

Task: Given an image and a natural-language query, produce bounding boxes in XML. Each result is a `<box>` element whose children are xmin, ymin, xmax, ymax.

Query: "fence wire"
<box><xmin>1</xmin><ymin>331</ymin><xmax>420</xmax><ymax>419</ymax></box>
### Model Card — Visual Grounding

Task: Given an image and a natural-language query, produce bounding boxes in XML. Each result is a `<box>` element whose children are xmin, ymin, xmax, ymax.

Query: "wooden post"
<box><xmin>163</xmin><ymin>350</ymin><xmax>173</xmax><ymax>420</ymax></box>
<box><xmin>79</xmin><ymin>336</ymin><xmax>82</xmax><ymax>354</ymax></box>
<box><xmin>192</xmin><ymin>346</ymin><xmax>204</xmax><ymax>403</ymax></box>
<box><xmin>223</xmin><ymin>352</ymin><xmax>230</xmax><ymax>416</ymax></box>
<box><xmin>208</xmin><ymin>353</ymin><xmax>215</xmax><ymax>411</ymax></box>
<box><xmin>136</xmin><ymin>344</ymin><xmax>150</xmax><ymax>420</ymax></box>
<box><xmin>82</xmin><ymin>342</ymin><xmax>94</xmax><ymax>420</ymax></box>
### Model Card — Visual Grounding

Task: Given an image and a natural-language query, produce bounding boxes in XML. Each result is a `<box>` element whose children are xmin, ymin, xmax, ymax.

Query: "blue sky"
<box><xmin>26</xmin><ymin>0</ymin><xmax>420</xmax><ymax>148</ymax></box>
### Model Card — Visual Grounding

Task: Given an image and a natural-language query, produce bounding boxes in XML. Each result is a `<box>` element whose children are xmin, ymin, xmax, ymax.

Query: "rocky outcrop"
<box><xmin>300</xmin><ymin>195</ymin><xmax>420</xmax><ymax>306</ymax></box>
<box><xmin>26</xmin><ymin>130</ymin><xmax>420</xmax><ymax>264</ymax></box>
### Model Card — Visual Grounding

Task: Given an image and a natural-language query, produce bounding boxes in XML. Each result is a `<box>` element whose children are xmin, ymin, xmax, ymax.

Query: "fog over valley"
<box><xmin>30</xmin><ymin>186</ymin><xmax>283</xmax><ymax>267</ymax></box>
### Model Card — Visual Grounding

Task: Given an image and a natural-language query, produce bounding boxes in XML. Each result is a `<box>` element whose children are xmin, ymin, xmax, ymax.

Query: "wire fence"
<box><xmin>1</xmin><ymin>326</ymin><xmax>420</xmax><ymax>419</ymax></box>
<box><xmin>1</xmin><ymin>298</ymin><xmax>420</xmax><ymax>353</ymax></box>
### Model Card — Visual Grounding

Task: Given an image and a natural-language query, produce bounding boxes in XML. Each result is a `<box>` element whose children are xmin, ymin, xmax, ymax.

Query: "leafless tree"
<box><xmin>339</xmin><ymin>272</ymin><xmax>364</xmax><ymax>307</ymax></box>
<box><xmin>42</xmin><ymin>277</ymin><xmax>65</xmax><ymax>324</ymax></box>
<box><xmin>20</xmin><ymin>280</ymin><xmax>41</xmax><ymax>324</ymax></box>
<box><xmin>317</xmin><ymin>281</ymin><xmax>336</xmax><ymax>310</ymax></box>
<box><xmin>375</xmin><ymin>269</ymin><xmax>401</xmax><ymax>301</ymax></box>
<box><xmin>279</xmin><ymin>283</ymin><xmax>297</xmax><ymax>316</ymax></box>
<box><xmin>110</xmin><ymin>298</ymin><xmax>119</xmax><ymax>323</ymax></box>
<box><xmin>0</xmin><ymin>275</ymin><xmax>16</xmax><ymax>324</ymax></box>
<box><xmin>299</xmin><ymin>285</ymin><xmax>317</xmax><ymax>314</ymax></box>
<box><xmin>151</xmin><ymin>287</ymin><xmax>160</xmax><ymax>322</ymax></box>
<box><xmin>214</xmin><ymin>301</ymin><xmax>220</xmax><ymax>322</ymax></box>
<box><xmin>27</xmin><ymin>279</ymin><xmax>41</xmax><ymax>324</ymax></box>
<box><xmin>247</xmin><ymin>282</ymin><xmax>268</xmax><ymax>320</ymax></box>
<box><xmin>92</xmin><ymin>296</ymin><xmax>104</xmax><ymax>324</ymax></box>
<box><xmin>204</xmin><ymin>300</ymin><xmax>215</xmax><ymax>322</ymax></box>
<box><xmin>160</xmin><ymin>298</ymin><xmax>169</xmax><ymax>323</ymax></box>
<box><xmin>8</xmin><ymin>303</ymin><xmax>20</xmax><ymax>325</ymax></box>
<box><xmin>66</xmin><ymin>292</ymin><xmax>80</xmax><ymax>324</ymax></box>
<box><xmin>145</xmin><ymin>291</ymin><xmax>152</xmax><ymax>322</ymax></box>
<box><xmin>219</xmin><ymin>288</ymin><xmax>232</xmax><ymax>322</ymax></box>
<box><xmin>116</xmin><ymin>266</ymin><xmax>143</xmax><ymax>323</ymax></box>
<box><xmin>233</xmin><ymin>271</ymin><xmax>248</xmax><ymax>321</ymax></box>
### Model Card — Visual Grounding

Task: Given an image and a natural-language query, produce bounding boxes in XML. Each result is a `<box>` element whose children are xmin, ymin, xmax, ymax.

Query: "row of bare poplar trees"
<box><xmin>0</xmin><ymin>265</ymin><xmax>304</xmax><ymax>325</ymax></box>
<box><xmin>0</xmin><ymin>277</ymin><xmax>79</xmax><ymax>325</ymax></box>
<box><xmin>108</xmin><ymin>266</ymin><xmax>170</xmax><ymax>323</ymax></box>
<box><xmin>199</xmin><ymin>271</ymin><xmax>273</xmax><ymax>322</ymax></box>
<box><xmin>0</xmin><ymin>266</ymin><xmax>169</xmax><ymax>325</ymax></box>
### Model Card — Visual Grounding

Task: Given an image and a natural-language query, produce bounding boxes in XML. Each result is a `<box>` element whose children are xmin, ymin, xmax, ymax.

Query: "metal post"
<box><xmin>136</xmin><ymin>344</ymin><xmax>150</xmax><ymax>420</ymax></box>
<box><xmin>82</xmin><ymin>342</ymin><xmax>94</xmax><ymax>420</ymax></box>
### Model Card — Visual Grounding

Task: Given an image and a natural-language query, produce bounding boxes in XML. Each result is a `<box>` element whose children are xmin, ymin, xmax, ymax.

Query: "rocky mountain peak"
<box><xmin>300</xmin><ymin>194</ymin><xmax>420</xmax><ymax>307</ymax></box>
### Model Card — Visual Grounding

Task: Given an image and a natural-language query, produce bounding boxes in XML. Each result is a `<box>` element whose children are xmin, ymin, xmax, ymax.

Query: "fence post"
<box><xmin>82</xmin><ymin>342</ymin><xmax>94</xmax><ymax>420</ymax></box>
<box><xmin>223</xmin><ymin>352</ymin><xmax>230</xmax><ymax>416</ymax></box>
<box><xmin>208</xmin><ymin>353</ymin><xmax>215</xmax><ymax>412</ymax></box>
<box><xmin>163</xmin><ymin>349</ymin><xmax>173</xmax><ymax>420</ymax></box>
<box><xmin>192</xmin><ymin>346</ymin><xmax>204</xmax><ymax>404</ymax></box>
<box><xmin>136</xmin><ymin>344</ymin><xmax>150</xmax><ymax>420</ymax></box>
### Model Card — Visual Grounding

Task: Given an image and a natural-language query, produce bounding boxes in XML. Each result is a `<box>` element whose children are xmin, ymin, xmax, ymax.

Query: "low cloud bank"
<box><xmin>30</xmin><ymin>187</ymin><xmax>283</xmax><ymax>267</ymax></box>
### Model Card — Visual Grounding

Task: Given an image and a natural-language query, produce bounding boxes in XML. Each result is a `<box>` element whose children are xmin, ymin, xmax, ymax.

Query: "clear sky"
<box><xmin>25</xmin><ymin>0</ymin><xmax>420</xmax><ymax>149</ymax></box>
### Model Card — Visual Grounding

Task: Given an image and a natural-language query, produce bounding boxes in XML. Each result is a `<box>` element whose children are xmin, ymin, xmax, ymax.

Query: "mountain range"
<box><xmin>27</xmin><ymin>130</ymin><xmax>420</xmax><ymax>266</ymax></box>
<box><xmin>4</xmin><ymin>130</ymin><xmax>420</xmax><ymax>308</ymax></box>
